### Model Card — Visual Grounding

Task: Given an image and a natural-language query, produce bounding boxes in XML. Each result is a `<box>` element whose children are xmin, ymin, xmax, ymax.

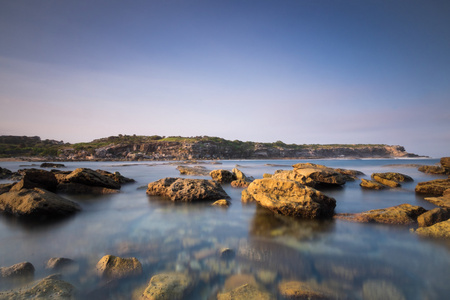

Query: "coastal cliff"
<box><xmin>0</xmin><ymin>135</ymin><xmax>421</xmax><ymax>161</ymax></box>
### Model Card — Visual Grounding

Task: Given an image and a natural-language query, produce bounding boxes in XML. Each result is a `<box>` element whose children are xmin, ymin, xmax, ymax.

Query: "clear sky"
<box><xmin>1</xmin><ymin>0</ymin><xmax>449</xmax><ymax>157</ymax></box>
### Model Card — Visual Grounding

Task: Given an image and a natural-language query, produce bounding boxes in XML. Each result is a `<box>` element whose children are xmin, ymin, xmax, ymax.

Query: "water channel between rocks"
<box><xmin>0</xmin><ymin>158</ymin><xmax>449</xmax><ymax>299</ymax></box>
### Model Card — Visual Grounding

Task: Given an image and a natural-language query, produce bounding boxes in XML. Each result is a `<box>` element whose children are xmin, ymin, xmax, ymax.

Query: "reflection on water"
<box><xmin>1</xmin><ymin>159</ymin><xmax>450</xmax><ymax>299</ymax></box>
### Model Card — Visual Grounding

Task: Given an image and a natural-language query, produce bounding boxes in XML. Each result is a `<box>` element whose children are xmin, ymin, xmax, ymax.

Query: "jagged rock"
<box><xmin>418</xmin><ymin>157</ymin><xmax>450</xmax><ymax>175</ymax></box>
<box><xmin>274</xmin><ymin>164</ymin><xmax>346</xmax><ymax>188</ymax></box>
<box><xmin>210</xmin><ymin>170</ymin><xmax>236</xmax><ymax>183</ymax></box>
<box><xmin>217</xmin><ymin>283</ymin><xmax>274</xmax><ymax>300</ymax></box>
<box><xmin>0</xmin><ymin>167</ymin><xmax>13</xmax><ymax>179</ymax></box>
<box><xmin>424</xmin><ymin>192</ymin><xmax>450</xmax><ymax>208</ymax></box>
<box><xmin>415</xmin><ymin>179</ymin><xmax>450</xmax><ymax>196</ymax></box>
<box><xmin>0</xmin><ymin>262</ymin><xmax>34</xmax><ymax>279</ymax></box>
<box><xmin>371</xmin><ymin>174</ymin><xmax>400</xmax><ymax>188</ymax></box>
<box><xmin>362</xmin><ymin>279</ymin><xmax>405</xmax><ymax>300</ymax></box>
<box><xmin>242</xmin><ymin>178</ymin><xmax>336</xmax><ymax>219</ymax></box>
<box><xmin>414</xmin><ymin>219</ymin><xmax>450</xmax><ymax>238</ymax></box>
<box><xmin>336</xmin><ymin>204</ymin><xmax>427</xmax><ymax>225</ymax></box>
<box><xmin>40</xmin><ymin>162</ymin><xmax>65</xmax><ymax>168</ymax></box>
<box><xmin>360</xmin><ymin>178</ymin><xmax>386</xmax><ymax>190</ymax></box>
<box><xmin>231</xmin><ymin>179</ymin><xmax>251</xmax><ymax>188</ymax></box>
<box><xmin>0</xmin><ymin>274</ymin><xmax>75</xmax><ymax>300</ymax></box>
<box><xmin>95</xmin><ymin>169</ymin><xmax>135</xmax><ymax>184</ymax></box>
<box><xmin>372</xmin><ymin>172</ymin><xmax>413</xmax><ymax>182</ymax></box>
<box><xmin>335</xmin><ymin>168</ymin><xmax>364</xmax><ymax>181</ymax></box>
<box><xmin>176</xmin><ymin>165</ymin><xmax>210</xmax><ymax>176</ymax></box>
<box><xmin>147</xmin><ymin>178</ymin><xmax>230</xmax><ymax>202</ymax></box>
<box><xmin>96</xmin><ymin>255</ymin><xmax>142</xmax><ymax>279</ymax></box>
<box><xmin>0</xmin><ymin>188</ymin><xmax>80</xmax><ymax>219</ymax></box>
<box><xmin>45</xmin><ymin>257</ymin><xmax>77</xmax><ymax>271</ymax></box>
<box><xmin>140</xmin><ymin>272</ymin><xmax>193</xmax><ymax>300</ymax></box>
<box><xmin>10</xmin><ymin>168</ymin><xmax>58</xmax><ymax>192</ymax></box>
<box><xmin>278</xmin><ymin>280</ymin><xmax>331</xmax><ymax>299</ymax></box>
<box><xmin>441</xmin><ymin>157</ymin><xmax>450</xmax><ymax>169</ymax></box>
<box><xmin>232</xmin><ymin>168</ymin><xmax>254</xmax><ymax>182</ymax></box>
<box><xmin>212</xmin><ymin>199</ymin><xmax>231</xmax><ymax>207</ymax></box>
<box><xmin>62</xmin><ymin>168</ymin><xmax>121</xmax><ymax>189</ymax></box>
<box><xmin>0</xmin><ymin>183</ymin><xmax>14</xmax><ymax>195</ymax></box>
<box><xmin>417</xmin><ymin>208</ymin><xmax>450</xmax><ymax>227</ymax></box>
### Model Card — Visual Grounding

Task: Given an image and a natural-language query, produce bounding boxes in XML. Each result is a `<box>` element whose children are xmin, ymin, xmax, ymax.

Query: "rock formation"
<box><xmin>141</xmin><ymin>272</ymin><xmax>193</xmax><ymax>300</ymax></box>
<box><xmin>96</xmin><ymin>255</ymin><xmax>142</xmax><ymax>279</ymax></box>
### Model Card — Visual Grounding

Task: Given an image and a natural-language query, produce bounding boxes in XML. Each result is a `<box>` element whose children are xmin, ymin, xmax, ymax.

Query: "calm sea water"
<box><xmin>0</xmin><ymin>159</ymin><xmax>449</xmax><ymax>299</ymax></box>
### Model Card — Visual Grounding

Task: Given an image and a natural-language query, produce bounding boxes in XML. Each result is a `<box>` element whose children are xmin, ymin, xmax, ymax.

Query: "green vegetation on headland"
<box><xmin>0</xmin><ymin>134</ymin><xmax>418</xmax><ymax>160</ymax></box>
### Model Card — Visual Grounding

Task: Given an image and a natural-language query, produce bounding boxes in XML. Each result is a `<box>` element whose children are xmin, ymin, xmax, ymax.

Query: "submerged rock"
<box><xmin>96</xmin><ymin>255</ymin><xmax>142</xmax><ymax>280</ymax></box>
<box><xmin>278</xmin><ymin>280</ymin><xmax>331</xmax><ymax>299</ymax></box>
<box><xmin>335</xmin><ymin>204</ymin><xmax>427</xmax><ymax>225</ymax></box>
<box><xmin>415</xmin><ymin>179</ymin><xmax>450</xmax><ymax>196</ymax></box>
<box><xmin>0</xmin><ymin>262</ymin><xmax>34</xmax><ymax>279</ymax></box>
<box><xmin>45</xmin><ymin>257</ymin><xmax>77</xmax><ymax>272</ymax></box>
<box><xmin>217</xmin><ymin>283</ymin><xmax>274</xmax><ymax>300</ymax></box>
<box><xmin>147</xmin><ymin>178</ymin><xmax>230</xmax><ymax>202</ymax></box>
<box><xmin>414</xmin><ymin>219</ymin><xmax>450</xmax><ymax>239</ymax></box>
<box><xmin>372</xmin><ymin>172</ymin><xmax>413</xmax><ymax>182</ymax></box>
<box><xmin>176</xmin><ymin>165</ymin><xmax>210</xmax><ymax>176</ymax></box>
<box><xmin>140</xmin><ymin>272</ymin><xmax>193</xmax><ymax>300</ymax></box>
<box><xmin>242</xmin><ymin>178</ymin><xmax>336</xmax><ymax>219</ymax></box>
<box><xmin>0</xmin><ymin>188</ymin><xmax>80</xmax><ymax>219</ymax></box>
<box><xmin>417</xmin><ymin>208</ymin><xmax>450</xmax><ymax>227</ymax></box>
<box><xmin>95</xmin><ymin>169</ymin><xmax>135</xmax><ymax>184</ymax></box>
<box><xmin>0</xmin><ymin>274</ymin><xmax>76</xmax><ymax>300</ymax></box>
<box><xmin>40</xmin><ymin>162</ymin><xmax>65</xmax><ymax>168</ymax></box>
<box><xmin>212</xmin><ymin>199</ymin><xmax>231</xmax><ymax>207</ymax></box>
<box><xmin>360</xmin><ymin>178</ymin><xmax>386</xmax><ymax>190</ymax></box>
<box><xmin>210</xmin><ymin>169</ymin><xmax>236</xmax><ymax>183</ymax></box>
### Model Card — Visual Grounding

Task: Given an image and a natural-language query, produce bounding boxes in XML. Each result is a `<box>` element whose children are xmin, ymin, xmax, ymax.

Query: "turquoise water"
<box><xmin>0</xmin><ymin>159</ymin><xmax>449</xmax><ymax>299</ymax></box>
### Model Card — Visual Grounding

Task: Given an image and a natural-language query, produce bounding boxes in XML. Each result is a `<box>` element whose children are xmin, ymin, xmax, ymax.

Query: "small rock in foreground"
<box><xmin>141</xmin><ymin>272</ymin><xmax>193</xmax><ymax>300</ymax></box>
<box><xmin>0</xmin><ymin>262</ymin><xmax>34</xmax><ymax>279</ymax></box>
<box><xmin>96</xmin><ymin>255</ymin><xmax>142</xmax><ymax>280</ymax></box>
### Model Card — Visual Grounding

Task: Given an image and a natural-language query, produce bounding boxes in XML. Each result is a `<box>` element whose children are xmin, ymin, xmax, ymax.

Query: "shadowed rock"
<box><xmin>0</xmin><ymin>262</ymin><xmax>34</xmax><ymax>279</ymax></box>
<box><xmin>210</xmin><ymin>169</ymin><xmax>236</xmax><ymax>183</ymax></box>
<box><xmin>417</xmin><ymin>208</ymin><xmax>450</xmax><ymax>227</ymax></box>
<box><xmin>415</xmin><ymin>179</ymin><xmax>450</xmax><ymax>196</ymax></box>
<box><xmin>10</xmin><ymin>168</ymin><xmax>58</xmax><ymax>192</ymax></box>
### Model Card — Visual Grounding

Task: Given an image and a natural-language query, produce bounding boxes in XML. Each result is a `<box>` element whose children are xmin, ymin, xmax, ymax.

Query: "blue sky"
<box><xmin>1</xmin><ymin>0</ymin><xmax>449</xmax><ymax>157</ymax></box>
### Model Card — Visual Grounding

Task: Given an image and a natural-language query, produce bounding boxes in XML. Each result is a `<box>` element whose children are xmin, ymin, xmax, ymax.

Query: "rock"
<box><xmin>0</xmin><ymin>262</ymin><xmax>34</xmax><ymax>279</ymax></box>
<box><xmin>441</xmin><ymin>157</ymin><xmax>450</xmax><ymax>169</ymax></box>
<box><xmin>0</xmin><ymin>188</ymin><xmax>80</xmax><ymax>219</ymax></box>
<box><xmin>372</xmin><ymin>172</ymin><xmax>413</xmax><ymax>182</ymax></box>
<box><xmin>45</xmin><ymin>257</ymin><xmax>77</xmax><ymax>271</ymax></box>
<box><xmin>424</xmin><ymin>192</ymin><xmax>450</xmax><ymax>208</ymax></box>
<box><xmin>96</xmin><ymin>255</ymin><xmax>142</xmax><ymax>279</ymax></box>
<box><xmin>61</xmin><ymin>168</ymin><xmax>121</xmax><ymax>190</ymax></box>
<box><xmin>217</xmin><ymin>283</ymin><xmax>274</xmax><ymax>300</ymax></box>
<box><xmin>176</xmin><ymin>165</ymin><xmax>210</xmax><ymax>176</ymax></box>
<box><xmin>231</xmin><ymin>179</ymin><xmax>251</xmax><ymax>188</ymax></box>
<box><xmin>362</xmin><ymin>279</ymin><xmax>405</xmax><ymax>300</ymax></box>
<box><xmin>40</xmin><ymin>162</ymin><xmax>65</xmax><ymax>168</ymax></box>
<box><xmin>335</xmin><ymin>168</ymin><xmax>365</xmax><ymax>179</ymax></box>
<box><xmin>243</xmin><ymin>178</ymin><xmax>336</xmax><ymax>219</ymax></box>
<box><xmin>141</xmin><ymin>272</ymin><xmax>193</xmax><ymax>300</ymax></box>
<box><xmin>0</xmin><ymin>183</ymin><xmax>14</xmax><ymax>195</ymax></box>
<box><xmin>222</xmin><ymin>274</ymin><xmax>257</xmax><ymax>292</ymax></box>
<box><xmin>0</xmin><ymin>274</ymin><xmax>76</xmax><ymax>300</ymax></box>
<box><xmin>10</xmin><ymin>168</ymin><xmax>58</xmax><ymax>192</ymax></box>
<box><xmin>415</xmin><ymin>179</ymin><xmax>450</xmax><ymax>196</ymax></box>
<box><xmin>95</xmin><ymin>169</ymin><xmax>135</xmax><ymax>184</ymax></box>
<box><xmin>147</xmin><ymin>178</ymin><xmax>230</xmax><ymax>202</ymax></box>
<box><xmin>360</xmin><ymin>178</ymin><xmax>386</xmax><ymax>190</ymax></box>
<box><xmin>414</xmin><ymin>219</ymin><xmax>450</xmax><ymax>238</ymax></box>
<box><xmin>212</xmin><ymin>199</ymin><xmax>231</xmax><ymax>207</ymax></box>
<box><xmin>335</xmin><ymin>204</ymin><xmax>427</xmax><ymax>225</ymax></box>
<box><xmin>232</xmin><ymin>168</ymin><xmax>254</xmax><ymax>182</ymax></box>
<box><xmin>210</xmin><ymin>169</ymin><xmax>236</xmax><ymax>183</ymax></box>
<box><xmin>278</xmin><ymin>280</ymin><xmax>330</xmax><ymax>299</ymax></box>
<box><xmin>418</xmin><ymin>165</ymin><xmax>449</xmax><ymax>175</ymax></box>
<box><xmin>274</xmin><ymin>164</ymin><xmax>346</xmax><ymax>188</ymax></box>
<box><xmin>263</xmin><ymin>173</ymin><xmax>272</xmax><ymax>178</ymax></box>
<box><xmin>219</xmin><ymin>248</ymin><xmax>235</xmax><ymax>260</ymax></box>
<box><xmin>0</xmin><ymin>167</ymin><xmax>13</xmax><ymax>179</ymax></box>
<box><xmin>417</xmin><ymin>208</ymin><xmax>450</xmax><ymax>227</ymax></box>
<box><xmin>371</xmin><ymin>174</ymin><xmax>400</xmax><ymax>188</ymax></box>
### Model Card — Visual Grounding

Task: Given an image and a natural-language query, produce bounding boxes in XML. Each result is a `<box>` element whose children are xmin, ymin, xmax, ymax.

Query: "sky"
<box><xmin>0</xmin><ymin>0</ymin><xmax>449</xmax><ymax>157</ymax></box>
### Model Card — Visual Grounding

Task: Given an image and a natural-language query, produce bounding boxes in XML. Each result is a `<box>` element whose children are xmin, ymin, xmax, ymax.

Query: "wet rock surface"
<box><xmin>418</xmin><ymin>157</ymin><xmax>450</xmax><ymax>175</ymax></box>
<box><xmin>417</xmin><ymin>207</ymin><xmax>450</xmax><ymax>227</ymax></box>
<box><xmin>147</xmin><ymin>178</ymin><xmax>230</xmax><ymax>202</ymax></box>
<box><xmin>360</xmin><ymin>178</ymin><xmax>386</xmax><ymax>190</ymax></box>
<box><xmin>140</xmin><ymin>272</ymin><xmax>193</xmax><ymax>300</ymax></box>
<box><xmin>414</xmin><ymin>219</ymin><xmax>450</xmax><ymax>239</ymax></box>
<box><xmin>96</xmin><ymin>255</ymin><xmax>142</xmax><ymax>279</ymax></box>
<box><xmin>210</xmin><ymin>169</ymin><xmax>236</xmax><ymax>183</ymax></box>
<box><xmin>415</xmin><ymin>179</ymin><xmax>450</xmax><ymax>196</ymax></box>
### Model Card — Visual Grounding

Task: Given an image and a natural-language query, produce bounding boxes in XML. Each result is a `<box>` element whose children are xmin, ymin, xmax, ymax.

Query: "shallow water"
<box><xmin>1</xmin><ymin>159</ymin><xmax>449</xmax><ymax>299</ymax></box>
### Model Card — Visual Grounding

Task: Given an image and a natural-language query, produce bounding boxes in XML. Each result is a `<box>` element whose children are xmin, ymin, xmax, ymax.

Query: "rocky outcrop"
<box><xmin>0</xmin><ymin>262</ymin><xmax>34</xmax><ymax>279</ymax></box>
<box><xmin>10</xmin><ymin>168</ymin><xmax>58</xmax><ymax>192</ymax></box>
<box><xmin>272</xmin><ymin>163</ymin><xmax>346</xmax><ymax>188</ymax></box>
<box><xmin>140</xmin><ymin>272</ymin><xmax>193</xmax><ymax>300</ymax></box>
<box><xmin>424</xmin><ymin>192</ymin><xmax>450</xmax><ymax>208</ymax></box>
<box><xmin>360</xmin><ymin>178</ymin><xmax>386</xmax><ymax>190</ymax></box>
<box><xmin>147</xmin><ymin>178</ymin><xmax>230</xmax><ymax>202</ymax></box>
<box><xmin>414</xmin><ymin>219</ymin><xmax>450</xmax><ymax>239</ymax></box>
<box><xmin>95</xmin><ymin>169</ymin><xmax>135</xmax><ymax>184</ymax></box>
<box><xmin>45</xmin><ymin>258</ymin><xmax>77</xmax><ymax>272</ymax></box>
<box><xmin>242</xmin><ymin>178</ymin><xmax>336</xmax><ymax>219</ymax></box>
<box><xmin>336</xmin><ymin>204</ymin><xmax>427</xmax><ymax>225</ymax></box>
<box><xmin>56</xmin><ymin>168</ymin><xmax>123</xmax><ymax>194</ymax></box>
<box><xmin>96</xmin><ymin>255</ymin><xmax>142</xmax><ymax>279</ymax></box>
<box><xmin>415</xmin><ymin>179</ymin><xmax>450</xmax><ymax>196</ymax></box>
<box><xmin>371</xmin><ymin>172</ymin><xmax>413</xmax><ymax>188</ymax></box>
<box><xmin>40</xmin><ymin>162</ymin><xmax>65</xmax><ymax>168</ymax></box>
<box><xmin>210</xmin><ymin>169</ymin><xmax>236</xmax><ymax>183</ymax></box>
<box><xmin>176</xmin><ymin>165</ymin><xmax>210</xmax><ymax>176</ymax></box>
<box><xmin>418</xmin><ymin>157</ymin><xmax>450</xmax><ymax>175</ymax></box>
<box><xmin>0</xmin><ymin>167</ymin><xmax>12</xmax><ymax>179</ymax></box>
<box><xmin>0</xmin><ymin>188</ymin><xmax>80</xmax><ymax>219</ymax></box>
<box><xmin>417</xmin><ymin>208</ymin><xmax>450</xmax><ymax>227</ymax></box>
<box><xmin>217</xmin><ymin>274</ymin><xmax>273</xmax><ymax>300</ymax></box>
<box><xmin>0</xmin><ymin>274</ymin><xmax>75</xmax><ymax>300</ymax></box>
<box><xmin>231</xmin><ymin>168</ymin><xmax>253</xmax><ymax>188</ymax></box>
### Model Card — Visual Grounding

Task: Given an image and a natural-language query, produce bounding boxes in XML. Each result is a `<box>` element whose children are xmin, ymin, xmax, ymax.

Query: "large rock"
<box><xmin>335</xmin><ymin>204</ymin><xmax>427</xmax><ymax>225</ymax></box>
<box><xmin>360</xmin><ymin>178</ymin><xmax>386</xmax><ymax>190</ymax></box>
<box><xmin>55</xmin><ymin>168</ymin><xmax>123</xmax><ymax>194</ymax></box>
<box><xmin>61</xmin><ymin>168</ymin><xmax>121</xmax><ymax>189</ymax></box>
<box><xmin>415</xmin><ymin>179</ymin><xmax>450</xmax><ymax>196</ymax></box>
<box><xmin>0</xmin><ymin>188</ymin><xmax>80</xmax><ymax>219</ymax></box>
<box><xmin>217</xmin><ymin>275</ymin><xmax>273</xmax><ymax>300</ymax></box>
<box><xmin>242</xmin><ymin>178</ymin><xmax>336</xmax><ymax>219</ymax></box>
<box><xmin>274</xmin><ymin>164</ymin><xmax>346</xmax><ymax>188</ymax></box>
<box><xmin>96</xmin><ymin>255</ymin><xmax>142</xmax><ymax>279</ymax></box>
<box><xmin>147</xmin><ymin>178</ymin><xmax>230</xmax><ymax>202</ymax></box>
<box><xmin>40</xmin><ymin>162</ymin><xmax>65</xmax><ymax>168</ymax></box>
<box><xmin>0</xmin><ymin>262</ymin><xmax>34</xmax><ymax>279</ymax></box>
<box><xmin>141</xmin><ymin>272</ymin><xmax>193</xmax><ymax>300</ymax></box>
<box><xmin>232</xmin><ymin>168</ymin><xmax>254</xmax><ymax>182</ymax></box>
<box><xmin>45</xmin><ymin>258</ymin><xmax>77</xmax><ymax>272</ymax></box>
<box><xmin>210</xmin><ymin>169</ymin><xmax>236</xmax><ymax>183</ymax></box>
<box><xmin>372</xmin><ymin>172</ymin><xmax>413</xmax><ymax>182</ymax></box>
<box><xmin>418</xmin><ymin>157</ymin><xmax>450</xmax><ymax>175</ymax></box>
<box><xmin>424</xmin><ymin>192</ymin><xmax>450</xmax><ymax>208</ymax></box>
<box><xmin>95</xmin><ymin>169</ymin><xmax>135</xmax><ymax>184</ymax></box>
<box><xmin>414</xmin><ymin>219</ymin><xmax>450</xmax><ymax>238</ymax></box>
<box><xmin>371</xmin><ymin>174</ymin><xmax>400</xmax><ymax>188</ymax></box>
<box><xmin>10</xmin><ymin>168</ymin><xmax>58</xmax><ymax>192</ymax></box>
<box><xmin>0</xmin><ymin>274</ymin><xmax>75</xmax><ymax>300</ymax></box>
<box><xmin>417</xmin><ymin>208</ymin><xmax>450</xmax><ymax>227</ymax></box>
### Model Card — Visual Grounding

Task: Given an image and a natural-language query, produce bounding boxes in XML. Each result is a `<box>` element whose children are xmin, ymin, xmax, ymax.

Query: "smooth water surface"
<box><xmin>1</xmin><ymin>159</ymin><xmax>449</xmax><ymax>299</ymax></box>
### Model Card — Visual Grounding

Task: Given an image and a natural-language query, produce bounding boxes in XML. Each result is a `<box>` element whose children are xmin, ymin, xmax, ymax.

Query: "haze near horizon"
<box><xmin>1</xmin><ymin>0</ymin><xmax>449</xmax><ymax>157</ymax></box>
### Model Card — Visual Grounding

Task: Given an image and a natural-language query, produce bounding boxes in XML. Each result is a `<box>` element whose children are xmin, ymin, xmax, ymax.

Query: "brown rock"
<box><xmin>360</xmin><ymin>178</ymin><xmax>386</xmax><ymax>190</ymax></box>
<box><xmin>441</xmin><ymin>157</ymin><xmax>450</xmax><ymax>169</ymax></box>
<box><xmin>0</xmin><ymin>188</ymin><xmax>80</xmax><ymax>219</ymax></box>
<box><xmin>0</xmin><ymin>183</ymin><xmax>14</xmax><ymax>195</ymax></box>
<box><xmin>371</xmin><ymin>174</ymin><xmax>400</xmax><ymax>188</ymax></box>
<box><xmin>372</xmin><ymin>172</ymin><xmax>413</xmax><ymax>182</ymax></box>
<box><xmin>418</xmin><ymin>165</ymin><xmax>449</xmax><ymax>175</ymax></box>
<box><xmin>212</xmin><ymin>199</ymin><xmax>231</xmax><ymax>207</ymax></box>
<box><xmin>415</xmin><ymin>219</ymin><xmax>450</xmax><ymax>239</ymax></box>
<box><xmin>424</xmin><ymin>193</ymin><xmax>450</xmax><ymax>208</ymax></box>
<box><xmin>335</xmin><ymin>204</ymin><xmax>427</xmax><ymax>225</ymax></box>
<box><xmin>147</xmin><ymin>178</ymin><xmax>230</xmax><ymax>202</ymax></box>
<box><xmin>0</xmin><ymin>262</ymin><xmax>34</xmax><ymax>279</ymax></box>
<box><xmin>243</xmin><ymin>178</ymin><xmax>336</xmax><ymax>219</ymax></box>
<box><xmin>417</xmin><ymin>208</ymin><xmax>450</xmax><ymax>227</ymax></box>
<box><xmin>274</xmin><ymin>165</ymin><xmax>346</xmax><ymax>188</ymax></box>
<box><xmin>232</xmin><ymin>168</ymin><xmax>254</xmax><ymax>182</ymax></box>
<box><xmin>95</xmin><ymin>169</ymin><xmax>135</xmax><ymax>184</ymax></box>
<box><xmin>278</xmin><ymin>280</ymin><xmax>330</xmax><ymax>299</ymax></box>
<box><xmin>210</xmin><ymin>169</ymin><xmax>236</xmax><ymax>183</ymax></box>
<box><xmin>45</xmin><ymin>257</ymin><xmax>77</xmax><ymax>271</ymax></box>
<box><xmin>176</xmin><ymin>165</ymin><xmax>210</xmax><ymax>176</ymax></box>
<box><xmin>141</xmin><ymin>272</ymin><xmax>193</xmax><ymax>300</ymax></box>
<box><xmin>63</xmin><ymin>168</ymin><xmax>121</xmax><ymax>189</ymax></box>
<box><xmin>415</xmin><ymin>178</ymin><xmax>450</xmax><ymax>196</ymax></box>
<box><xmin>218</xmin><ymin>275</ymin><xmax>274</xmax><ymax>300</ymax></box>
<box><xmin>231</xmin><ymin>179</ymin><xmax>251</xmax><ymax>188</ymax></box>
<box><xmin>57</xmin><ymin>183</ymin><xmax>120</xmax><ymax>195</ymax></box>
<box><xmin>10</xmin><ymin>168</ymin><xmax>58</xmax><ymax>192</ymax></box>
<box><xmin>96</xmin><ymin>255</ymin><xmax>142</xmax><ymax>279</ymax></box>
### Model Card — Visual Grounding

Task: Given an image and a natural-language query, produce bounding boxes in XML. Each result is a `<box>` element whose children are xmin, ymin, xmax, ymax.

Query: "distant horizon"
<box><xmin>1</xmin><ymin>1</ymin><xmax>449</xmax><ymax>158</ymax></box>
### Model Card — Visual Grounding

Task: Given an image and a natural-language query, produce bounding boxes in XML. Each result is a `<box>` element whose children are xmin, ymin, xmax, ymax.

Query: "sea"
<box><xmin>0</xmin><ymin>158</ymin><xmax>449</xmax><ymax>299</ymax></box>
